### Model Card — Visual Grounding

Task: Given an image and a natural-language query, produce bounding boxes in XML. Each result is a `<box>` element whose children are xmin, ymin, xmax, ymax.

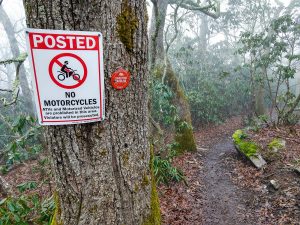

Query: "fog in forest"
<box><xmin>0</xmin><ymin>0</ymin><xmax>300</xmax><ymax>224</ymax></box>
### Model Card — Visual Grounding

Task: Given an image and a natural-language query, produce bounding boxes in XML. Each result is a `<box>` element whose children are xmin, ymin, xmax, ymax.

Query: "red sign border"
<box><xmin>28</xmin><ymin>31</ymin><xmax>103</xmax><ymax>124</ymax></box>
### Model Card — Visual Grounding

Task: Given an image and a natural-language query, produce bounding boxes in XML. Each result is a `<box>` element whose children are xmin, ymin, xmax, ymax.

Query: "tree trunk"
<box><xmin>282</xmin><ymin>93</ymin><xmax>300</xmax><ymax>124</ymax></box>
<box><xmin>296</xmin><ymin>77</ymin><xmax>300</xmax><ymax>98</ymax></box>
<box><xmin>149</xmin><ymin>0</ymin><xmax>169</xmax><ymax>70</ymax></box>
<box><xmin>23</xmin><ymin>1</ymin><xmax>160</xmax><ymax>225</ymax></box>
<box><xmin>199</xmin><ymin>15</ymin><xmax>208</xmax><ymax>51</ymax></box>
<box><xmin>0</xmin><ymin>5</ymin><xmax>34</xmax><ymax>115</ymax></box>
<box><xmin>255</xmin><ymin>83</ymin><xmax>265</xmax><ymax>116</ymax></box>
<box><xmin>149</xmin><ymin>0</ymin><xmax>196</xmax><ymax>152</ymax></box>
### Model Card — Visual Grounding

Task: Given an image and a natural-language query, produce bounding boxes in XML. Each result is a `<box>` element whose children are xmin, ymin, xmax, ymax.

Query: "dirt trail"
<box><xmin>201</xmin><ymin>136</ymin><xmax>254</xmax><ymax>225</ymax></box>
<box><xmin>159</xmin><ymin>117</ymin><xmax>257</xmax><ymax>225</ymax></box>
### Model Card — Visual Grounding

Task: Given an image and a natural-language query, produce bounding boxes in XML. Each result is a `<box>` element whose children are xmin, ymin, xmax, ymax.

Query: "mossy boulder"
<box><xmin>262</xmin><ymin>138</ymin><xmax>286</xmax><ymax>162</ymax></box>
<box><xmin>232</xmin><ymin>130</ymin><xmax>257</xmax><ymax>157</ymax></box>
<box><xmin>232</xmin><ymin>130</ymin><xmax>266</xmax><ymax>169</ymax></box>
<box><xmin>268</xmin><ymin>138</ymin><xmax>286</xmax><ymax>152</ymax></box>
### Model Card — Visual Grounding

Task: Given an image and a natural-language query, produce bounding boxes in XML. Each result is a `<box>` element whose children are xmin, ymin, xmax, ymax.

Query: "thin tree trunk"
<box><xmin>282</xmin><ymin>93</ymin><xmax>300</xmax><ymax>123</ymax></box>
<box><xmin>0</xmin><ymin>5</ymin><xmax>34</xmax><ymax>115</ymax></box>
<box><xmin>149</xmin><ymin>0</ymin><xmax>169</xmax><ymax>70</ymax></box>
<box><xmin>199</xmin><ymin>15</ymin><xmax>208</xmax><ymax>51</ymax></box>
<box><xmin>255</xmin><ymin>83</ymin><xmax>265</xmax><ymax>116</ymax></box>
<box><xmin>23</xmin><ymin>1</ymin><xmax>160</xmax><ymax>225</ymax></box>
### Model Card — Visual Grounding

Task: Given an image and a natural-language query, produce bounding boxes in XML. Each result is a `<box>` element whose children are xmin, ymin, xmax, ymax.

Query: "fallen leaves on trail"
<box><xmin>226</xmin><ymin>157</ymin><xmax>263</xmax><ymax>190</ymax></box>
<box><xmin>249</xmin><ymin>125</ymin><xmax>300</xmax><ymax>166</ymax></box>
<box><xmin>158</xmin><ymin>116</ymin><xmax>243</xmax><ymax>225</ymax></box>
<box><xmin>158</xmin><ymin>152</ymin><xmax>204</xmax><ymax>225</ymax></box>
<box><xmin>196</xmin><ymin>116</ymin><xmax>243</xmax><ymax>147</ymax></box>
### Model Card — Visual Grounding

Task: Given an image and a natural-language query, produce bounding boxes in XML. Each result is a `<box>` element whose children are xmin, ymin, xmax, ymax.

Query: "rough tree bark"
<box><xmin>23</xmin><ymin>1</ymin><xmax>160</xmax><ymax>225</ymax></box>
<box><xmin>0</xmin><ymin>4</ymin><xmax>34</xmax><ymax>115</ymax></box>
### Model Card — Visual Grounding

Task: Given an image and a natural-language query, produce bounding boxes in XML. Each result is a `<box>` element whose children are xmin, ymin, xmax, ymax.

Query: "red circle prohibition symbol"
<box><xmin>48</xmin><ymin>53</ymin><xmax>87</xmax><ymax>89</ymax></box>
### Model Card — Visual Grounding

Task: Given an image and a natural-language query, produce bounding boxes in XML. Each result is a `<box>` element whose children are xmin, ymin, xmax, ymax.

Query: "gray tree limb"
<box><xmin>0</xmin><ymin>5</ymin><xmax>34</xmax><ymax>114</ymax></box>
<box><xmin>169</xmin><ymin>0</ymin><xmax>220</xmax><ymax>19</ymax></box>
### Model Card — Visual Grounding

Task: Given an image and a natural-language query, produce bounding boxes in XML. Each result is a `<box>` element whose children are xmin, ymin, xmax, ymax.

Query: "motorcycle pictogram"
<box><xmin>57</xmin><ymin>61</ymin><xmax>81</xmax><ymax>81</ymax></box>
<box><xmin>49</xmin><ymin>53</ymin><xmax>87</xmax><ymax>89</ymax></box>
<box><xmin>57</xmin><ymin>69</ymin><xmax>81</xmax><ymax>81</ymax></box>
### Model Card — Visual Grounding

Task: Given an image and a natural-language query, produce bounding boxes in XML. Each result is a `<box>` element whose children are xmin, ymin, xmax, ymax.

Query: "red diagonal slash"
<box><xmin>54</xmin><ymin>59</ymin><xmax>63</xmax><ymax>67</ymax></box>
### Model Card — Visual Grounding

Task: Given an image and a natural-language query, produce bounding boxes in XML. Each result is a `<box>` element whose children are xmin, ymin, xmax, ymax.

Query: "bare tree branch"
<box><xmin>169</xmin><ymin>0</ymin><xmax>220</xmax><ymax>19</ymax></box>
<box><xmin>0</xmin><ymin>54</ymin><xmax>26</xmax><ymax>106</ymax></box>
<box><xmin>0</xmin><ymin>88</ymin><xmax>13</xmax><ymax>92</ymax></box>
<box><xmin>162</xmin><ymin>0</ymin><xmax>183</xmax><ymax>83</ymax></box>
<box><xmin>165</xmin><ymin>1</ymin><xmax>182</xmax><ymax>54</ymax></box>
<box><xmin>0</xmin><ymin>6</ymin><xmax>34</xmax><ymax>114</ymax></box>
<box><xmin>0</xmin><ymin>53</ymin><xmax>28</xmax><ymax>65</ymax></box>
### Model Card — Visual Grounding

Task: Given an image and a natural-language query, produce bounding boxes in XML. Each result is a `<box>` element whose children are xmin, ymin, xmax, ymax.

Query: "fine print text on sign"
<box><xmin>26</xmin><ymin>29</ymin><xmax>105</xmax><ymax>125</ymax></box>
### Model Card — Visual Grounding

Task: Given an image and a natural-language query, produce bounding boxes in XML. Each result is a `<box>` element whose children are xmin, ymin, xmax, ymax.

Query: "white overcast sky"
<box><xmin>0</xmin><ymin>0</ymin><xmax>294</xmax><ymax>89</ymax></box>
<box><xmin>0</xmin><ymin>0</ymin><xmax>293</xmax><ymax>57</ymax></box>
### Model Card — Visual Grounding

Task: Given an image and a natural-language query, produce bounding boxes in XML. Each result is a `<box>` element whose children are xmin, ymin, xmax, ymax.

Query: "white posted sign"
<box><xmin>26</xmin><ymin>29</ymin><xmax>105</xmax><ymax>125</ymax></box>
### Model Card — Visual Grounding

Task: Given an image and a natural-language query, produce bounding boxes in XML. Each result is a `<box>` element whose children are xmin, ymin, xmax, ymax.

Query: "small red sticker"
<box><xmin>111</xmin><ymin>68</ymin><xmax>130</xmax><ymax>90</ymax></box>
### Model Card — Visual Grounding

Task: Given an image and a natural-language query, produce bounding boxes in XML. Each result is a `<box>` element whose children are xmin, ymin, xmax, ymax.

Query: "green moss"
<box><xmin>268</xmin><ymin>138</ymin><xmax>284</xmax><ymax>150</ymax></box>
<box><xmin>116</xmin><ymin>0</ymin><xmax>138</xmax><ymax>52</ymax></box>
<box><xmin>99</xmin><ymin>149</ymin><xmax>107</xmax><ymax>157</ymax></box>
<box><xmin>165</xmin><ymin>64</ymin><xmax>196</xmax><ymax>152</ymax></box>
<box><xmin>152</xmin><ymin>63</ymin><xmax>189</xmax><ymax>103</ymax></box>
<box><xmin>143</xmin><ymin>145</ymin><xmax>161</xmax><ymax>225</ymax></box>
<box><xmin>152</xmin><ymin>63</ymin><xmax>197</xmax><ymax>153</ymax></box>
<box><xmin>152</xmin><ymin>65</ymin><xmax>164</xmax><ymax>80</ymax></box>
<box><xmin>141</xmin><ymin>173</ymin><xmax>150</xmax><ymax>188</ymax></box>
<box><xmin>232</xmin><ymin>130</ymin><xmax>258</xmax><ymax>158</ymax></box>
<box><xmin>122</xmin><ymin>151</ymin><xmax>130</xmax><ymax>166</ymax></box>
<box><xmin>232</xmin><ymin>129</ymin><xmax>247</xmax><ymax>140</ymax></box>
<box><xmin>174</xmin><ymin>119</ymin><xmax>197</xmax><ymax>153</ymax></box>
<box><xmin>50</xmin><ymin>192</ymin><xmax>62</xmax><ymax>225</ymax></box>
<box><xmin>134</xmin><ymin>183</ymin><xmax>139</xmax><ymax>193</ymax></box>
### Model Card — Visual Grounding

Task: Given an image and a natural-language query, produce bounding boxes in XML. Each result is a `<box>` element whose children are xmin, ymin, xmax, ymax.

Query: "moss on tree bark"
<box><xmin>149</xmin><ymin>0</ymin><xmax>196</xmax><ymax>152</ymax></box>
